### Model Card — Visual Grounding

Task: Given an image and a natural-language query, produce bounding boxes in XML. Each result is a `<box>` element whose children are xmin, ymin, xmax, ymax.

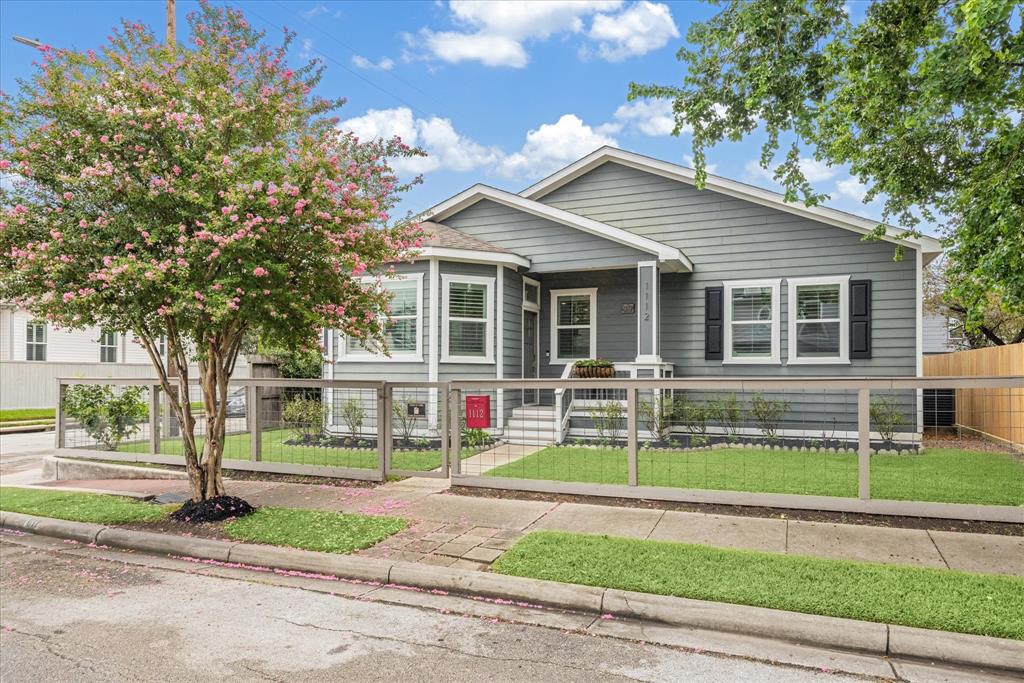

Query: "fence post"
<box><xmin>382</xmin><ymin>384</ymin><xmax>394</xmax><ymax>475</ymax></box>
<box><xmin>439</xmin><ymin>383</ymin><xmax>450</xmax><ymax>476</ymax></box>
<box><xmin>149</xmin><ymin>385</ymin><xmax>161</xmax><ymax>455</ymax></box>
<box><xmin>449</xmin><ymin>388</ymin><xmax>462</xmax><ymax>475</ymax></box>
<box><xmin>857</xmin><ymin>387</ymin><xmax>871</xmax><ymax>500</ymax></box>
<box><xmin>248</xmin><ymin>384</ymin><xmax>261</xmax><ymax>461</ymax></box>
<box><xmin>376</xmin><ymin>385</ymin><xmax>387</xmax><ymax>480</ymax></box>
<box><xmin>55</xmin><ymin>380</ymin><xmax>66</xmax><ymax>450</ymax></box>
<box><xmin>627</xmin><ymin>387</ymin><xmax>638</xmax><ymax>486</ymax></box>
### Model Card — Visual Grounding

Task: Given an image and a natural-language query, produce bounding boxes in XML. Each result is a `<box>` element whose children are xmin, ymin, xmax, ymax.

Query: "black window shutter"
<box><xmin>850</xmin><ymin>279</ymin><xmax>872</xmax><ymax>359</ymax></box>
<box><xmin>705</xmin><ymin>286</ymin><xmax>724</xmax><ymax>360</ymax></box>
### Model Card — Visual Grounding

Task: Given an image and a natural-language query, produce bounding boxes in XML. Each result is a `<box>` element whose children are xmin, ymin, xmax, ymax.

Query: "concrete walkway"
<box><xmin>10</xmin><ymin>472</ymin><xmax>1022</xmax><ymax>578</ymax></box>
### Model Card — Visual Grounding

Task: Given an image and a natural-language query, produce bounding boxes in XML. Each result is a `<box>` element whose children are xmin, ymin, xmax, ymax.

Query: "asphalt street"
<box><xmin>0</xmin><ymin>537</ymin><xmax>861</xmax><ymax>683</ymax></box>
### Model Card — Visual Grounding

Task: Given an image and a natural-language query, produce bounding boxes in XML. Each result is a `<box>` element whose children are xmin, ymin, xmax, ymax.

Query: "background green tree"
<box><xmin>631</xmin><ymin>0</ymin><xmax>1022</xmax><ymax>334</ymax></box>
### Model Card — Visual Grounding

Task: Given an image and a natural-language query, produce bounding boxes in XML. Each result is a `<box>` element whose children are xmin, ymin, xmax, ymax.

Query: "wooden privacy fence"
<box><xmin>924</xmin><ymin>343</ymin><xmax>1024</xmax><ymax>449</ymax></box>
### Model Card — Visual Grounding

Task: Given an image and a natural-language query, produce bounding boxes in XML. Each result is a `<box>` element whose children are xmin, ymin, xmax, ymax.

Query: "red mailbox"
<box><xmin>465</xmin><ymin>395</ymin><xmax>491</xmax><ymax>429</ymax></box>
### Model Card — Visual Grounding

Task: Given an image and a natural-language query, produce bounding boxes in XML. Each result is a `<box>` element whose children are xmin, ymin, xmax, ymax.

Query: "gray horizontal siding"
<box><xmin>540</xmin><ymin>162</ymin><xmax>918</xmax><ymax>378</ymax></box>
<box><xmin>538</xmin><ymin>270</ymin><xmax>638</xmax><ymax>377</ymax></box>
<box><xmin>442</xmin><ymin>199</ymin><xmax>650</xmax><ymax>272</ymax></box>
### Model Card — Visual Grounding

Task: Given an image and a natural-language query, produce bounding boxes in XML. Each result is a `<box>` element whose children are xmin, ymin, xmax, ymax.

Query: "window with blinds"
<box><xmin>26</xmin><ymin>320</ymin><xmax>47</xmax><ymax>361</ymax></box>
<box><xmin>787</xmin><ymin>276</ymin><xmax>849</xmax><ymax>364</ymax></box>
<box><xmin>447</xmin><ymin>281</ymin><xmax>488</xmax><ymax>357</ymax></box>
<box><xmin>345</xmin><ymin>276</ymin><xmax>421</xmax><ymax>359</ymax></box>
<box><xmin>722</xmin><ymin>280</ymin><xmax>780</xmax><ymax>364</ymax></box>
<box><xmin>550</xmin><ymin>289</ymin><xmax>596</xmax><ymax>363</ymax></box>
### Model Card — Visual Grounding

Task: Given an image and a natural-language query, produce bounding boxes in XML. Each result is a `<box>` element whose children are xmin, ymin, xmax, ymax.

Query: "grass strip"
<box><xmin>0</xmin><ymin>408</ymin><xmax>55</xmax><ymax>423</ymax></box>
<box><xmin>223</xmin><ymin>507</ymin><xmax>406</xmax><ymax>554</ymax></box>
<box><xmin>491</xmin><ymin>531</ymin><xmax>1024</xmax><ymax>640</ymax></box>
<box><xmin>0</xmin><ymin>486</ymin><xmax>171</xmax><ymax>524</ymax></box>
<box><xmin>484</xmin><ymin>446</ymin><xmax>1024</xmax><ymax>506</ymax></box>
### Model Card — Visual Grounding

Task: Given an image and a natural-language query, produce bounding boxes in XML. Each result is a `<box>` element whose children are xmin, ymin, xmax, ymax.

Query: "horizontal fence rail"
<box><xmin>52</xmin><ymin>376</ymin><xmax>1023</xmax><ymax>522</ymax></box>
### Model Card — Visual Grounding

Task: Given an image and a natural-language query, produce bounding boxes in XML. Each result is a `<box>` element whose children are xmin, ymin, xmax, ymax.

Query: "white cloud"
<box><xmin>588</xmin><ymin>1</ymin><xmax>679</xmax><ymax>61</ymax></box>
<box><xmin>744</xmin><ymin>158</ymin><xmax>837</xmax><ymax>185</ymax></box>
<box><xmin>420</xmin><ymin>31</ymin><xmax>529</xmax><ymax>68</ymax></box>
<box><xmin>299</xmin><ymin>38</ymin><xmax>315</xmax><ymax>60</ymax></box>
<box><xmin>613</xmin><ymin>98</ymin><xmax>687</xmax><ymax>136</ymax></box>
<box><xmin>412</xmin><ymin>1</ymin><xmax>678</xmax><ymax>67</ymax></box>
<box><xmin>351</xmin><ymin>54</ymin><xmax>395</xmax><ymax>71</ymax></box>
<box><xmin>499</xmin><ymin>114</ymin><xmax>618</xmax><ymax>178</ymax></box>
<box><xmin>339</xmin><ymin>107</ymin><xmax>501</xmax><ymax>175</ymax></box>
<box><xmin>835</xmin><ymin>177</ymin><xmax>868</xmax><ymax>202</ymax></box>
<box><xmin>300</xmin><ymin>4</ymin><xmax>329</xmax><ymax>20</ymax></box>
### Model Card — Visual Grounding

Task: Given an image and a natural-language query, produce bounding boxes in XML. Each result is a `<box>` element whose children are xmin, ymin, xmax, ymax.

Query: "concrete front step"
<box><xmin>506</xmin><ymin>418</ymin><xmax>559</xmax><ymax>430</ymax></box>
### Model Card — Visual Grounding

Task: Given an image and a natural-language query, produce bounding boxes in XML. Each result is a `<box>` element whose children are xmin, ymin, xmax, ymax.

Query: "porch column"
<box><xmin>636</xmin><ymin>260</ymin><xmax>661</xmax><ymax>363</ymax></box>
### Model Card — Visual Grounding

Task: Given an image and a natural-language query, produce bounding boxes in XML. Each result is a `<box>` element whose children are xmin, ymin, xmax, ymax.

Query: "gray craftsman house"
<box><xmin>324</xmin><ymin>147</ymin><xmax>942</xmax><ymax>444</ymax></box>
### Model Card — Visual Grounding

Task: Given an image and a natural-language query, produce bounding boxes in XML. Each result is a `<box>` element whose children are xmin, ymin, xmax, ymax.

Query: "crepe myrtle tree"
<box><xmin>0</xmin><ymin>3</ymin><xmax>425</xmax><ymax>501</ymax></box>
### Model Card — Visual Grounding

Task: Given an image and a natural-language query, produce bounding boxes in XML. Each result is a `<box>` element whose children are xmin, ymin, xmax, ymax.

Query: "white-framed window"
<box><xmin>550</xmin><ymin>288</ymin><xmax>597</xmax><ymax>364</ymax></box>
<box><xmin>522</xmin><ymin>277</ymin><xmax>540</xmax><ymax>313</ymax></box>
<box><xmin>442</xmin><ymin>274</ymin><xmax>494</xmax><ymax>363</ymax></box>
<box><xmin>787</xmin><ymin>275</ymin><xmax>849</xmax><ymax>364</ymax></box>
<box><xmin>340</xmin><ymin>273</ymin><xmax>423</xmax><ymax>362</ymax></box>
<box><xmin>25</xmin><ymin>320</ymin><xmax>47</xmax><ymax>361</ymax></box>
<box><xmin>723</xmin><ymin>279</ymin><xmax>780</xmax><ymax>364</ymax></box>
<box><xmin>99</xmin><ymin>330</ymin><xmax>118</xmax><ymax>363</ymax></box>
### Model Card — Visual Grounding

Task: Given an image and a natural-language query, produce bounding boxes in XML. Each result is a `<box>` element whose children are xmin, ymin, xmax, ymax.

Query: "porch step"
<box><xmin>506</xmin><ymin>417</ymin><xmax>559</xmax><ymax>429</ymax></box>
<box><xmin>511</xmin><ymin>405</ymin><xmax>557</xmax><ymax>415</ymax></box>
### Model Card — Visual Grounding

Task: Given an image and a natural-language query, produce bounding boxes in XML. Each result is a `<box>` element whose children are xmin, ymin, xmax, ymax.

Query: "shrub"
<box><xmin>588</xmin><ymin>401</ymin><xmax>625</xmax><ymax>444</ymax></box>
<box><xmin>638</xmin><ymin>395</ymin><xmax>678</xmax><ymax>442</ymax></box>
<box><xmin>62</xmin><ymin>384</ymin><xmax>147</xmax><ymax>450</ymax></box>
<box><xmin>282</xmin><ymin>396</ymin><xmax>325</xmax><ymax>442</ymax></box>
<box><xmin>677</xmin><ymin>396</ymin><xmax>710</xmax><ymax>438</ymax></box>
<box><xmin>339</xmin><ymin>398</ymin><xmax>365</xmax><ymax>440</ymax></box>
<box><xmin>708</xmin><ymin>394</ymin><xmax>744</xmax><ymax>440</ymax></box>
<box><xmin>870</xmin><ymin>396</ymin><xmax>906</xmax><ymax>444</ymax></box>
<box><xmin>462</xmin><ymin>427</ymin><xmax>489</xmax><ymax>448</ymax></box>
<box><xmin>749</xmin><ymin>393</ymin><xmax>791</xmax><ymax>440</ymax></box>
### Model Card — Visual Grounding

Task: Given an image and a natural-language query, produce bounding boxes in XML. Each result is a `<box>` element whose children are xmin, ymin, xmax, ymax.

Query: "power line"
<box><xmin>270</xmin><ymin>0</ymin><xmax>445</xmax><ymax>112</ymax></box>
<box><xmin>236</xmin><ymin>1</ymin><xmax>433</xmax><ymax>119</ymax></box>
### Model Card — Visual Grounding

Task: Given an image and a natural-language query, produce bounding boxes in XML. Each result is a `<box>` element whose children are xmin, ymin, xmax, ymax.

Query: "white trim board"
<box><xmin>417</xmin><ymin>246</ymin><xmax>530</xmax><ymax>270</ymax></box>
<box><xmin>519</xmin><ymin>147</ymin><xmax>942</xmax><ymax>262</ymax></box>
<box><xmin>420</xmin><ymin>184</ymin><xmax>693</xmax><ymax>273</ymax></box>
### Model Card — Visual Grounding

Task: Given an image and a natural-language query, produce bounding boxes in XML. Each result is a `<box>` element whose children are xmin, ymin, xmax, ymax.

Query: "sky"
<box><xmin>0</xmin><ymin>0</ymin><xmax>926</xmax><ymax>232</ymax></box>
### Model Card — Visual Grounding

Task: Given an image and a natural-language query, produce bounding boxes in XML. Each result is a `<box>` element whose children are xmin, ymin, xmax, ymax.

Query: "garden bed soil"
<box><xmin>446</xmin><ymin>486</ymin><xmax>1023</xmax><ymax>536</ymax></box>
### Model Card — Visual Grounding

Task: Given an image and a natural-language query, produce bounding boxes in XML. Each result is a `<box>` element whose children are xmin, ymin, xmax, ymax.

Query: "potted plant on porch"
<box><xmin>573</xmin><ymin>359</ymin><xmax>616</xmax><ymax>378</ymax></box>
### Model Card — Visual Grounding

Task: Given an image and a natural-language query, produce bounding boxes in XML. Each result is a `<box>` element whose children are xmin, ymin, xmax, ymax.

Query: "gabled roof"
<box><xmin>520</xmin><ymin>147</ymin><xmax>943</xmax><ymax>263</ymax></box>
<box><xmin>421</xmin><ymin>184</ymin><xmax>693</xmax><ymax>273</ymax></box>
<box><xmin>418</xmin><ymin>220</ymin><xmax>531</xmax><ymax>269</ymax></box>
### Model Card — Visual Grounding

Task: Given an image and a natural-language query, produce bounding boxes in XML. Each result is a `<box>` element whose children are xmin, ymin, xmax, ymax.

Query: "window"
<box><xmin>522</xmin><ymin>278</ymin><xmax>540</xmax><ymax>311</ymax></box>
<box><xmin>99</xmin><ymin>330</ymin><xmax>118</xmax><ymax>363</ymax></box>
<box><xmin>550</xmin><ymin>288</ymin><xmax>597</xmax><ymax>364</ymax></box>
<box><xmin>157</xmin><ymin>334</ymin><xmax>167</xmax><ymax>357</ymax></box>
<box><xmin>341</xmin><ymin>274</ymin><xmax>423</xmax><ymax>361</ymax></box>
<box><xmin>442</xmin><ymin>274</ymin><xmax>494</xmax><ymax>363</ymax></box>
<box><xmin>25</xmin><ymin>320</ymin><xmax>47</xmax><ymax>361</ymax></box>
<box><xmin>723</xmin><ymin>280</ymin><xmax>780</xmax><ymax>364</ymax></box>
<box><xmin>787</xmin><ymin>276</ymin><xmax>849</xmax><ymax>364</ymax></box>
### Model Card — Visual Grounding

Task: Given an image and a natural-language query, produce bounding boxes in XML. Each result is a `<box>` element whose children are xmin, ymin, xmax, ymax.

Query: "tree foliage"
<box><xmin>924</xmin><ymin>259</ymin><xmax>1024</xmax><ymax>346</ymax></box>
<box><xmin>630</xmin><ymin>0</ymin><xmax>1023</xmax><ymax>331</ymax></box>
<box><xmin>0</xmin><ymin>3</ymin><xmax>423</xmax><ymax>500</ymax></box>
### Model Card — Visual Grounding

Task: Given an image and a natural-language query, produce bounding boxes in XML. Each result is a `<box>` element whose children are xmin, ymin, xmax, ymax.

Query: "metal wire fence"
<box><xmin>54</xmin><ymin>376</ymin><xmax>1023</xmax><ymax>520</ymax></box>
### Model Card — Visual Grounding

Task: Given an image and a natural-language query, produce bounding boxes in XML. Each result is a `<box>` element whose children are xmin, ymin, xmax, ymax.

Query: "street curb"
<box><xmin>42</xmin><ymin>455</ymin><xmax>188</xmax><ymax>482</ymax></box>
<box><xmin>2</xmin><ymin>511</ymin><xmax>1022</xmax><ymax>674</ymax></box>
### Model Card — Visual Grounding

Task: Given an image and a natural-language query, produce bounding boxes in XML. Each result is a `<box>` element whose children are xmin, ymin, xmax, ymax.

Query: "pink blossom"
<box><xmin>0</xmin><ymin>160</ymin><xmax>9</xmax><ymax>170</ymax></box>
<box><xmin>252</xmin><ymin>267</ymin><xmax>268</xmax><ymax>277</ymax></box>
<box><xmin>267</xmin><ymin>197</ymin><xmax>278</xmax><ymax>207</ymax></box>
<box><xmin>70</xmin><ymin>129</ymin><xmax>81</xmax><ymax>137</ymax></box>
<box><xmin>62</xmin><ymin>192</ymin><xmax>74</xmax><ymax>201</ymax></box>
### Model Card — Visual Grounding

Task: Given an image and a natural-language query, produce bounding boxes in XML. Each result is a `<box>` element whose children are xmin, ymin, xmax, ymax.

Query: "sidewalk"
<box><xmin>9</xmin><ymin>472</ymin><xmax>1024</xmax><ymax>577</ymax></box>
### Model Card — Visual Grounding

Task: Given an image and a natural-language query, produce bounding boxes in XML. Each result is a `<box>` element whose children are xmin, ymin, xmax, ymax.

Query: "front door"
<box><xmin>522</xmin><ymin>309</ymin><xmax>539</xmax><ymax>405</ymax></box>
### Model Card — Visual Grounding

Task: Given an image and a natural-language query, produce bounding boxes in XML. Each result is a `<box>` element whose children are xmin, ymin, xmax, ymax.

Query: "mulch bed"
<box><xmin>169</xmin><ymin>496</ymin><xmax>254</xmax><ymax>523</ymax></box>
<box><xmin>447</xmin><ymin>487</ymin><xmax>1023</xmax><ymax>536</ymax></box>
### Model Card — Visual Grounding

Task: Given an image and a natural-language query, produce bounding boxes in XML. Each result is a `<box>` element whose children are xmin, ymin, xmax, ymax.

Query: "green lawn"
<box><xmin>119</xmin><ymin>428</ymin><xmax>460</xmax><ymax>471</ymax></box>
<box><xmin>492</xmin><ymin>531</ymin><xmax>1024</xmax><ymax>640</ymax></box>
<box><xmin>223</xmin><ymin>507</ymin><xmax>406</xmax><ymax>553</ymax></box>
<box><xmin>0</xmin><ymin>487</ymin><xmax>171</xmax><ymax>524</ymax></box>
<box><xmin>483</xmin><ymin>446</ymin><xmax>1024</xmax><ymax>506</ymax></box>
<box><xmin>0</xmin><ymin>408</ymin><xmax>55</xmax><ymax>423</ymax></box>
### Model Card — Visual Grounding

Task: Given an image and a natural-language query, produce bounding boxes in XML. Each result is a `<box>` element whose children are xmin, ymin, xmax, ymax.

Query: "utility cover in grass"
<box><xmin>222</xmin><ymin>507</ymin><xmax>406</xmax><ymax>554</ymax></box>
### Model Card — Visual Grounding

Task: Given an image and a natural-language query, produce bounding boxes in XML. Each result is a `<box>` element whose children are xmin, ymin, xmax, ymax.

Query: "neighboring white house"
<box><xmin>0</xmin><ymin>304</ymin><xmax>249</xmax><ymax>409</ymax></box>
<box><xmin>923</xmin><ymin>312</ymin><xmax>964</xmax><ymax>356</ymax></box>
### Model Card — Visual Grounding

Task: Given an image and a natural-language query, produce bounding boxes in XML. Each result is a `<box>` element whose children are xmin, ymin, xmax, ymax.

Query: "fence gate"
<box><xmin>382</xmin><ymin>382</ymin><xmax>450</xmax><ymax>479</ymax></box>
